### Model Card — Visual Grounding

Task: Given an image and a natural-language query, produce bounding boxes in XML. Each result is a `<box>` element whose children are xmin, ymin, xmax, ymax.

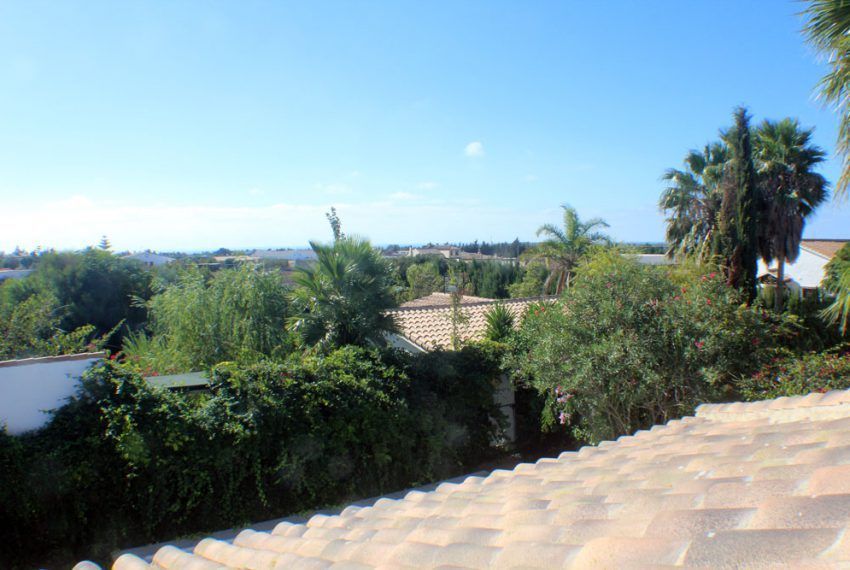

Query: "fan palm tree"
<box><xmin>524</xmin><ymin>205</ymin><xmax>609</xmax><ymax>295</ymax></box>
<box><xmin>288</xmin><ymin>237</ymin><xmax>398</xmax><ymax>349</ymax></box>
<box><xmin>659</xmin><ymin>143</ymin><xmax>728</xmax><ymax>259</ymax></box>
<box><xmin>803</xmin><ymin>0</ymin><xmax>850</xmax><ymax>200</ymax></box>
<box><xmin>803</xmin><ymin>0</ymin><xmax>850</xmax><ymax>333</ymax></box>
<box><xmin>754</xmin><ymin>118</ymin><xmax>829</xmax><ymax>311</ymax></box>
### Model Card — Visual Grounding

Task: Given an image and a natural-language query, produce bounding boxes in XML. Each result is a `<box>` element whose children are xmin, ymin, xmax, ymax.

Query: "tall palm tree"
<box><xmin>754</xmin><ymin>118</ymin><xmax>829</xmax><ymax>311</ymax></box>
<box><xmin>803</xmin><ymin>1</ymin><xmax>850</xmax><ymax>334</ymax></box>
<box><xmin>288</xmin><ymin>237</ymin><xmax>398</xmax><ymax>349</ymax></box>
<box><xmin>803</xmin><ymin>0</ymin><xmax>850</xmax><ymax>200</ymax></box>
<box><xmin>659</xmin><ymin>143</ymin><xmax>728</xmax><ymax>259</ymax></box>
<box><xmin>524</xmin><ymin>205</ymin><xmax>609</xmax><ymax>295</ymax></box>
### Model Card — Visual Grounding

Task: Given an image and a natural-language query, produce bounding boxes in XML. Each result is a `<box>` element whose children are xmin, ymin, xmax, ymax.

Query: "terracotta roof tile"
<box><xmin>93</xmin><ymin>388</ymin><xmax>850</xmax><ymax>569</ymax></box>
<box><xmin>388</xmin><ymin>297</ymin><xmax>545</xmax><ymax>350</ymax></box>
<box><xmin>399</xmin><ymin>292</ymin><xmax>491</xmax><ymax>308</ymax></box>
<box><xmin>801</xmin><ymin>239</ymin><xmax>850</xmax><ymax>259</ymax></box>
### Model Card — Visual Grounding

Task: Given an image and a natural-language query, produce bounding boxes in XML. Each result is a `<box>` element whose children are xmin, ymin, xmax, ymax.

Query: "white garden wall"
<box><xmin>0</xmin><ymin>353</ymin><xmax>104</xmax><ymax>435</ymax></box>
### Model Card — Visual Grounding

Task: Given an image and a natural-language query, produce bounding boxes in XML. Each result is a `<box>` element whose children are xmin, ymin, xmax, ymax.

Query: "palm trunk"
<box><xmin>775</xmin><ymin>254</ymin><xmax>785</xmax><ymax>312</ymax></box>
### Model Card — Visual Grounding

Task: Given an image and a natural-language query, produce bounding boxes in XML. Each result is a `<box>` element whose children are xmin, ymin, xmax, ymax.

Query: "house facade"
<box><xmin>758</xmin><ymin>239</ymin><xmax>849</xmax><ymax>296</ymax></box>
<box><xmin>123</xmin><ymin>251</ymin><xmax>176</xmax><ymax>268</ymax></box>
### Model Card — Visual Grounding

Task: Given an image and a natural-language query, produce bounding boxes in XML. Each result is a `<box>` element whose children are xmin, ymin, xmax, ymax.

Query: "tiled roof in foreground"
<box><xmin>101</xmin><ymin>388</ymin><xmax>850</xmax><ymax>569</ymax></box>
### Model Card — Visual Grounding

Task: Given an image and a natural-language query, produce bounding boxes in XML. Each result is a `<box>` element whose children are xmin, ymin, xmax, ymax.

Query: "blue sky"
<box><xmin>0</xmin><ymin>0</ymin><xmax>847</xmax><ymax>252</ymax></box>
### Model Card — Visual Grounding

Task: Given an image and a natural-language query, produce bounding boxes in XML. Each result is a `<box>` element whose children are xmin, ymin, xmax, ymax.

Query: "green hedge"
<box><xmin>1</xmin><ymin>345</ymin><xmax>504</xmax><ymax>569</ymax></box>
<box><xmin>739</xmin><ymin>346</ymin><xmax>850</xmax><ymax>400</ymax></box>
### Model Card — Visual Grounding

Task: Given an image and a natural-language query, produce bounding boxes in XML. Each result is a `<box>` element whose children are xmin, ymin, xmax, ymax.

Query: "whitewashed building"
<box><xmin>123</xmin><ymin>251</ymin><xmax>176</xmax><ymax>268</ymax></box>
<box><xmin>758</xmin><ymin>239</ymin><xmax>849</xmax><ymax>295</ymax></box>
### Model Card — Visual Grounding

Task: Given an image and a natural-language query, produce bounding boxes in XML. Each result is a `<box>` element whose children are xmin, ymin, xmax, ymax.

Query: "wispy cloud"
<box><xmin>524</xmin><ymin>174</ymin><xmax>538</xmax><ymax>182</ymax></box>
<box><xmin>417</xmin><ymin>181</ymin><xmax>439</xmax><ymax>190</ymax></box>
<box><xmin>3</xmin><ymin>194</ymin><xmax>568</xmax><ymax>251</ymax></box>
<box><xmin>464</xmin><ymin>141</ymin><xmax>485</xmax><ymax>158</ymax></box>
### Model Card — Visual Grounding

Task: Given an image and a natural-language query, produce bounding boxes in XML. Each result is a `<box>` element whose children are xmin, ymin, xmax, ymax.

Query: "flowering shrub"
<box><xmin>506</xmin><ymin>251</ymin><xmax>784</xmax><ymax>444</ymax></box>
<box><xmin>739</xmin><ymin>346</ymin><xmax>850</xmax><ymax>400</ymax></box>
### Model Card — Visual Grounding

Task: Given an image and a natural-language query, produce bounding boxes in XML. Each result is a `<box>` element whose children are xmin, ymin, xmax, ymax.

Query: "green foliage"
<box><xmin>713</xmin><ymin>107</ymin><xmax>760</xmax><ymax>303</ymax></box>
<box><xmin>0</xmin><ymin>249</ymin><xmax>152</xmax><ymax>339</ymax></box>
<box><xmin>509</xmin><ymin>262</ymin><xmax>549</xmax><ymax>297</ymax></box>
<box><xmin>459</xmin><ymin>260</ymin><xmax>522</xmax><ymax>298</ymax></box>
<box><xmin>739</xmin><ymin>346</ymin><xmax>850</xmax><ymax>400</ymax></box>
<box><xmin>125</xmin><ymin>266</ymin><xmax>293</xmax><ymax>373</ymax></box>
<box><xmin>523</xmin><ymin>205</ymin><xmax>610</xmax><ymax>294</ymax></box>
<box><xmin>505</xmin><ymin>251</ymin><xmax>783</xmax><ymax>444</ymax></box>
<box><xmin>754</xmin><ymin>118</ymin><xmax>829</xmax><ymax>311</ymax></box>
<box><xmin>484</xmin><ymin>302</ymin><xmax>515</xmax><ymax>342</ymax></box>
<box><xmin>1</xmin><ymin>347</ymin><xmax>504</xmax><ymax>568</ymax></box>
<box><xmin>661</xmin><ymin>110</ymin><xmax>828</xmax><ymax>309</ymax></box>
<box><xmin>290</xmin><ymin>237</ymin><xmax>398</xmax><ymax>349</ymax></box>
<box><xmin>823</xmin><ymin>243</ymin><xmax>850</xmax><ymax>334</ymax></box>
<box><xmin>0</xmin><ymin>291</ymin><xmax>104</xmax><ymax>360</ymax></box>
<box><xmin>660</xmin><ymin>142</ymin><xmax>727</xmax><ymax>259</ymax></box>
<box><xmin>405</xmin><ymin>261</ymin><xmax>443</xmax><ymax>300</ymax></box>
<box><xmin>803</xmin><ymin>0</ymin><xmax>850</xmax><ymax>198</ymax></box>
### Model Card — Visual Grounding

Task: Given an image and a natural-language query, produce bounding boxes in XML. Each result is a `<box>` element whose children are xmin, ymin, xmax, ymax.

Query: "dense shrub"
<box><xmin>505</xmin><ymin>251</ymin><xmax>785</xmax><ymax>444</ymax></box>
<box><xmin>0</xmin><ymin>291</ymin><xmax>103</xmax><ymax>359</ymax></box>
<box><xmin>123</xmin><ymin>266</ymin><xmax>294</xmax><ymax>374</ymax></box>
<box><xmin>739</xmin><ymin>346</ymin><xmax>850</xmax><ymax>400</ymax></box>
<box><xmin>0</xmin><ymin>249</ymin><xmax>152</xmax><ymax>339</ymax></box>
<box><xmin>1</xmin><ymin>346</ymin><xmax>504</xmax><ymax>569</ymax></box>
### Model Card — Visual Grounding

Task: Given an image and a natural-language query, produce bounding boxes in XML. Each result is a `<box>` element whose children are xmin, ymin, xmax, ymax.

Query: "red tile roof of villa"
<box><xmin>399</xmin><ymin>292</ymin><xmax>492</xmax><ymax>308</ymax></box>
<box><xmin>801</xmin><ymin>239</ymin><xmax>850</xmax><ymax>260</ymax></box>
<box><xmin>389</xmin><ymin>297</ymin><xmax>542</xmax><ymax>351</ymax></box>
<box><xmin>91</xmin><ymin>387</ymin><xmax>850</xmax><ymax>569</ymax></box>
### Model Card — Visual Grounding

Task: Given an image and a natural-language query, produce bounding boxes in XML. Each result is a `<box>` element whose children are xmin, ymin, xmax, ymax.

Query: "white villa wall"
<box><xmin>758</xmin><ymin>247</ymin><xmax>829</xmax><ymax>291</ymax></box>
<box><xmin>0</xmin><ymin>353</ymin><xmax>104</xmax><ymax>435</ymax></box>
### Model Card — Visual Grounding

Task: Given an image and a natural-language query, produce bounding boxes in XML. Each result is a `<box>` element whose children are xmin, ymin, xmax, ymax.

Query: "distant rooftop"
<box><xmin>389</xmin><ymin>296</ymin><xmax>545</xmax><ymax>351</ymax></box>
<box><xmin>801</xmin><ymin>239</ymin><xmax>850</xmax><ymax>260</ymax></box>
<box><xmin>399</xmin><ymin>292</ymin><xmax>491</xmax><ymax>308</ymax></box>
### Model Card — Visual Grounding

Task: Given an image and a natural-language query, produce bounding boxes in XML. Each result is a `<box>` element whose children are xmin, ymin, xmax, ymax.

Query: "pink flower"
<box><xmin>694</xmin><ymin>341</ymin><xmax>705</xmax><ymax>350</ymax></box>
<box><xmin>706</xmin><ymin>298</ymin><xmax>712</xmax><ymax>306</ymax></box>
<box><xmin>558</xmin><ymin>411</ymin><xmax>568</xmax><ymax>425</ymax></box>
<box><xmin>709</xmin><ymin>272</ymin><xmax>717</xmax><ymax>279</ymax></box>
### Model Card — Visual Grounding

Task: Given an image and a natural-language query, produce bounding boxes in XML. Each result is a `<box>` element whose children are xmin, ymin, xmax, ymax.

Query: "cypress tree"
<box><xmin>713</xmin><ymin>107</ymin><xmax>760</xmax><ymax>303</ymax></box>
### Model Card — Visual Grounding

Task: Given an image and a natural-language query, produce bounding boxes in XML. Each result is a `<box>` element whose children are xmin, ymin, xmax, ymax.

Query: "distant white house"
<box><xmin>758</xmin><ymin>239</ymin><xmax>849</xmax><ymax>296</ymax></box>
<box><xmin>123</xmin><ymin>251</ymin><xmax>175</xmax><ymax>268</ymax></box>
<box><xmin>627</xmin><ymin>254</ymin><xmax>677</xmax><ymax>266</ymax></box>
<box><xmin>251</xmin><ymin>249</ymin><xmax>317</xmax><ymax>262</ymax></box>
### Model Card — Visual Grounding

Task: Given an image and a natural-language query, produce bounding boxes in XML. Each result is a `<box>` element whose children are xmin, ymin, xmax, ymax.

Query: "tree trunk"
<box><xmin>775</xmin><ymin>254</ymin><xmax>785</xmax><ymax>312</ymax></box>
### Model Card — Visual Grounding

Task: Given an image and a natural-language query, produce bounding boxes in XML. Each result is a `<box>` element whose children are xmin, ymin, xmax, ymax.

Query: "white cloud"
<box><xmin>417</xmin><ymin>181</ymin><xmax>439</xmax><ymax>190</ymax></box>
<box><xmin>1</xmin><ymin>194</ymin><xmax>563</xmax><ymax>251</ymax></box>
<box><xmin>464</xmin><ymin>141</ymin><xmax>485</xmax><ymax>158</ymax></box>
<box><xmin>524</xmin><ymin>174</ymin><xmax>539</xmax><ymax>182</ymax></box>
<box><xmin>248</xmin><ymin>187</ymin><xmax>263</xmax><ymax>196</ymax></box>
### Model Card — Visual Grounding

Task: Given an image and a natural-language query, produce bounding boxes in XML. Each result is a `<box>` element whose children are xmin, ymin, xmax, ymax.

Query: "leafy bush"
<box><xmin>484</xmin><ymin>302</ymin><xmax>515</xmax><ymax>342</ymax></box>
<box><xmin>0</xmin><ymin>291</ymin><xmax>104</xmax><ymax>360</ymax></box>
<box><xmin>124</xmin><ymin>266</ymin><xmax>294</xmax><ymax>373</ymax></box>
<box><xmin>0</xmin><ymin>249</ymin><xmax>152</xmax><ymax>339</ymax></box>
<box><xmin>505</xmin><ymin>251</ymin><xmax>784</xmax><ymax>444</ymax></box>
<box><xmin>739</xmin><ymin>346</ymin><xmax>850</xmax><ymax>400</ymax></box>
<box><xmin>1</xmin><ymin>346</ymin><xmax>504</xmax><ymax>568</ymax></box>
